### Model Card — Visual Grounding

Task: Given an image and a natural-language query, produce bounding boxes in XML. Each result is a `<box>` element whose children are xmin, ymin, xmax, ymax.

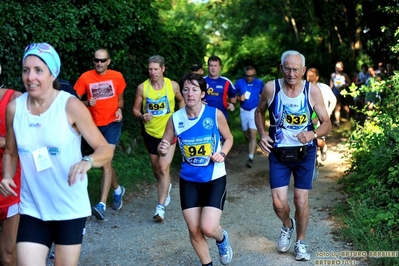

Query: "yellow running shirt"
<box><xmin>142</xmin><ymin>78</ymin><xmax>176</xmax><ymax>138</ymax></box>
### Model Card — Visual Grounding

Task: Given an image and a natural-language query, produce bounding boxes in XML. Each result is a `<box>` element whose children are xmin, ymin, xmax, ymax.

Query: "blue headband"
<box><xmin>23</xmin><ymin>43</ymin><xmax>61</xmax><ymax>79</ymax></box>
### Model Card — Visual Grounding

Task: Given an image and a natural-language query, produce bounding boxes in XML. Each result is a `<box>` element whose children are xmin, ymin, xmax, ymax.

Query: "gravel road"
<box><xmin>47</xmin><ymin>137</ymin><xmax>369</xmax><ymax>266</ymax></box>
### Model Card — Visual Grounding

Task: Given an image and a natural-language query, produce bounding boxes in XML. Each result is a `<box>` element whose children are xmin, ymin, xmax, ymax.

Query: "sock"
<box><xmin>248</xmin><ymin>154</ymin><xmax>254</xmax><ymax>159</ymax></box>
<box><xmin>114</xmin><ymin>186</ymin><xmax>122</xmax><ymax>195</ymax></box>
<box><xmin>216</xmin><ymin>235</ymin><xmax>225</xmax><ymax>244</ymax></box>
<box><xmin>157</xmin><ymin>203</ymin><xmax>165</xmax><ymax>209</ymax></box>
<box><xmin>99</xmin><ymin>202</ymin><xmax>106</xmax><ymax>210</ymax></box>
<box><xmin>202</xmin><ymin>262</ymin><xmax>213</xmax><ymax>266</ymax></box>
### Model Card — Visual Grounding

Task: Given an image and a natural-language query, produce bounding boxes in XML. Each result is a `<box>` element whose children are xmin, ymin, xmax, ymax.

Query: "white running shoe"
<box><xmin>277</xmin><ymin>218</ymin><xmax>296</xmax><ymax>252</ymax></box>
<box><xmin>294</xmin><ymin>240</ymin><xmax>311</xmax><ymax>261</ymax></box>
<box><xmin>216</xmin><ymin>230</ymin><xmax>233</xmax><ymax>265</ymax></box>
<box><xmin>153</xmin><ymin>204</ymin><xmax>165</xmax><ymax>222</ymax></box>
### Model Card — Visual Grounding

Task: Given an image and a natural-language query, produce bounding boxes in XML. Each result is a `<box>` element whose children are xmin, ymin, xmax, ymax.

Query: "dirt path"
<box><xmin>49</xmin><ymin>136</ymin><xmax>369</xmax><ymax>265</ymax></box>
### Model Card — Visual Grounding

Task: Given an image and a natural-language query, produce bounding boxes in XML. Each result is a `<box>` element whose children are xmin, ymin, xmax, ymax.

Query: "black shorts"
<box><xmin>179</xmin><ymin>176</ymin><xmax>226</xmax><ymax>210</ymax></box>
<box><xmin>17</xmin><ymin>215</ymin><xmax>87</xmax><ymax>248</ymax></box>
<box><xmin>141</xmin><ymin>129</ymin><xmax>177</xmax><ymax>155</ymax></box>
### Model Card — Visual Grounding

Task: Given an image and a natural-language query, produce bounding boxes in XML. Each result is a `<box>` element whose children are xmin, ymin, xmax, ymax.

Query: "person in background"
<box><xmin>0</xmin><ymin>64</ymin><xmax>22</xmax><ymax>266</ymax></box>
<box><xmin>191</xmin><ymin>62</ymin><xmax>204</xmax><ymax>75</ymax></box>
<box><xmin>255</xmin><ymin>50</ymin><xmax>331</xmax><ymax>261</ymax></box>
<box><xmin>158</xmin><ymin>73</ymin><xmax>234</xmax><ymax>266</ymax></box>
<box><xmin>0</xmin><ymin>42</ymin><xmax>113</xmax><ymax>266</ymax></box>
<box><xmin>234</xmin><ymin>66</ymin><xmax>264</xmax><ymax>168</ymax></box>
<box><xmin>330</xmin><ymin>61</ymin><xmax>351</xmax><ymax>126</ymax></box>
<box><xmin>132</xmin><ymin>55</ymin><xmax>184</xmax><ymax>222</ymax></box>
<box><xmin>203</xmin><ymin>56</ymin><xmax>237</xmax><ymax>119</ymax></box>
<box><xmin>306</xmin><ymin>68</ymin><xmax>336</xmax><ymax>162</ymax></box>
<box><xmin>376</xmin><ymin>62</ymin><xmax>386</xmax><ymax>81</ymax></box>
<box><xmin>354</xmin><ymin>64</ymin><xmax>371</xmax><ymax>112</ymax></box>
<box><xmin>386</xmin><ymin>63</ymin><xmax>394</xmax><ymax>78</ymax></box>
<box><xmin>74</xmin><ymin>48</ymin><xmax>126</xmax><ymax>220</ymax></box>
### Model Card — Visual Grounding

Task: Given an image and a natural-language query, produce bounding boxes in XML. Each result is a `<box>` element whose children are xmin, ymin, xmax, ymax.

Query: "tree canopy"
<box><xmin>0</xmin><ymin>0</ymin><xmax>206</xmax><ymax>135</ymax></box>
<box><xmin>158</xmin><ymin>0</ymin><xmax>399</xmax><ymax>82</ymax></box>
<box><xmin>1</xmin><ymin>0</ymin><xmax>398</xmax><ymax>135</ymax></box>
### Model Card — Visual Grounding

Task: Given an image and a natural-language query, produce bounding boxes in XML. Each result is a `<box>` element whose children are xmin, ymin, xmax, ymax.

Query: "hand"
<box><xmin>158</xmin><ymin>139</ymin><xmax>171</xmax><ymax>157</ymax></box>
<box><xmin>211</xmin><ymin>152</ymin><xmax>225</xmax><ymax>163</ymax></box>
<box><xmin>227</xmin><ymin>103</ymin><xmax>235</xmax><ymax>111</ymax></box>
<box><xmin>141</xmin><ymin>113</ymin><xmax>153</xmax><ymax>123</ymax></box>
<box><xmin>293</xmin><ymin>131</ymin><xmax>314</xmax><ymax>144</ymax></box>
<box><xmin>115</xmin><ymin>108</ymin><xmax>123</xmax><ymax>122</ymax></box>
<box><xmin>88</xmin><ymin>97</ymin><xmax>97</xmax><ymax>107</ymax></box>
<box><xmin>0</xmin><ymin>179</ymin><xmax>17</xmax><ymax>197</ymax></box>
<box><xmin>259</xmin><ymin>135</ymin><xmax>274</xmax><ymax>154</ymax></box>
<box><xmin>67</xmin><ymin>160</ymin><xmax>92</xmax><ymax>186</ymax></box>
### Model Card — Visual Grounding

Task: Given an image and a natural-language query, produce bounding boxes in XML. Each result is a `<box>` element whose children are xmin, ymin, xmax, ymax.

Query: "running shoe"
<box><xmin>216</xmin><ymin>230</ymin><xmax>233</xmax><ymax>265</ymax></box>
<box><xmin>165</xmin><ymin>183</ymin><xmax>172</xmax><ymax>207</ymax></box>
<box><xmin>294</xmin><ymin>240</ymin><xmax>311</xmax><ymax>261</ymax></box>
<box><xmin>277</xmin><ymin>218</ymin><xmax>296</xmax><ymax>252</ymax></box>
<box><xmin>153</xmin><ymin>204</ymin><xmax>165</xmax><ymax>222</ymax></box>
<box><xmin>112</xmin><ymin>186</ymin><xmax>126</xmax><ymax>210</ymax></box>
<box><xmin>321</xmin><ymin>144</ymin><xmax>328</xmax><ymax>161</ymax></box>
<box><xmin>245</xmin><ymin>158</ymin><xmax>253</xmax><ymax>168</ymax></box>
<box><xmin>92</xmin><ymin>203</ymin><xmax>106</xmax><ymax>220</ymax></box>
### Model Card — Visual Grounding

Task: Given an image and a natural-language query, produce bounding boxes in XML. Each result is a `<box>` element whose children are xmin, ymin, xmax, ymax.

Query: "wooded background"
<box><xmin>1</xmin><ymin>0</ymin><xmax>398</xmax><ymax>135</ymax></box>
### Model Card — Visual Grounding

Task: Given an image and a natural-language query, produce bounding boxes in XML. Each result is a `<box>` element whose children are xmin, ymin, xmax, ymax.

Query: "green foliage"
<box><xmin>335</xmin><ymin>200</ymin><xmax>399</xmax><ymax>266</ymax></box>
<box><xmin>337</xmin><ymin>57</ymin><xmax>399</xmax><ymax>260</ymax></box>
<box><xmin>0</xmin><ymin>0</ymin><xmax>206</xmax><ymax>136</ymax></box>
<box><xmin>87</xmin><ymin>146</ymin><xmax>156</xmax><ymax>204</ymax></box>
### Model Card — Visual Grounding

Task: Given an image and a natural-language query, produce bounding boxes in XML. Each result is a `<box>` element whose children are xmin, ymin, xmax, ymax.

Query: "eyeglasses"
<box><xmin>245</xmin><ymin>75</ymin><xmax>255</xmax><ymax>78</ymax></box>
<box><xmin>282</xmin><ymin>66</ymin><xmax>303</xmax><ymax>74</ymax></box>
<box><xmin>93</xmin><ymin>58</ymin><xmax>108</xmax><ymax>63</ymax></box>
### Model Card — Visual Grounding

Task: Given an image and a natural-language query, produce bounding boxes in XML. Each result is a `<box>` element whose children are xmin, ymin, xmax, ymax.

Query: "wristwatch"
<box><xmin>82</xmin><ymin>156</ymin><xmax>93</xmax><ymax>167</ymax></box>
<box><xmin>313</xmin><ymin>130</ymin><xmax>318</xmax><ymax>139</ymax></box>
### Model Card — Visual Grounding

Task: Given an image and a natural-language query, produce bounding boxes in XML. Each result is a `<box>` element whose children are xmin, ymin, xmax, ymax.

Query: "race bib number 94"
<box><xmin>179</xmin><ymin>136</ymin><xmax>215</xmax><ymax>166</ymax></box>
<box><xmin>184</xmin><ymin>143</ymin><xmax>211</xmax><ymax>157</ymax></box>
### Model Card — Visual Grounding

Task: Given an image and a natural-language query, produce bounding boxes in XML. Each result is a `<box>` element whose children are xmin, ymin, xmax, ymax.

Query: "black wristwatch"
<box><xmin>220</xmin><ymin>152</ymin><xmax>226</xmax><ymax>158</ymax></box>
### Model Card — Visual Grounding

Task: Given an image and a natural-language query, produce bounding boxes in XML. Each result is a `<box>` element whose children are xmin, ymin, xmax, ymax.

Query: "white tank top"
<box><xmin>14</xmin><ymin>91</ymin><xmax>91</xmax><ymax>220</ymax></box>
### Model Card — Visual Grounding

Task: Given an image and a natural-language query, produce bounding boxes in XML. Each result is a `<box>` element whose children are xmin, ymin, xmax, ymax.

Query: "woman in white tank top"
<box><xmin>0</xmin><ymin>43</ymin><xmax>113</xmax><ymax>266</ymax></box>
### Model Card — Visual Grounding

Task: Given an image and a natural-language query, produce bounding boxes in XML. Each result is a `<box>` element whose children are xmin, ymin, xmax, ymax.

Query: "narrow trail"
<box><xmin>48</xmin><ymin>134</ymin><xmax>369</xmax><ymax>265</ymax></box>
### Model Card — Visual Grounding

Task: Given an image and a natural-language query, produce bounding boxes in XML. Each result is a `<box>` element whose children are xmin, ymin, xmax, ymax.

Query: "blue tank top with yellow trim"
<box><xmin>172</xmin><ymin>105</ymin><xmax>226</xmax><ymax>183</ymax></box>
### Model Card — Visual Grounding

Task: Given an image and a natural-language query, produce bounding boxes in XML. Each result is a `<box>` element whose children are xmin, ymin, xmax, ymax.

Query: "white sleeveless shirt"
<box><xmin>14</xmin><ymin>91</ymin><xmax>91</xmax><ymax>220</ymax></box>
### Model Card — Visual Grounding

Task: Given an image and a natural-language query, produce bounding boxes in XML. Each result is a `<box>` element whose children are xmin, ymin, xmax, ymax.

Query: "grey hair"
<box><xmin>148</xmin><ymin>55</ymin><xmax>165</xmax><ymax>68</ymax></box>
<box><xmin>281</xmin><ymin>50</ymin><xmax>305</xmax><ymax>67</ymax></box>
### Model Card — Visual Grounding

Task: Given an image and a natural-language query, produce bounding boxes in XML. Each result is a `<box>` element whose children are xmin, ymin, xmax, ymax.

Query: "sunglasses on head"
<box><xmin>93</xmin><ymin>58</ymin><xmax>108</xmax><ymax>63</ymax></box>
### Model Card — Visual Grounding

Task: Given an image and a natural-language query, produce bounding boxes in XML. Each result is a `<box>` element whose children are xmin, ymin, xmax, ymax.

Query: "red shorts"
<box><xmin>0</xmin><ymin>202</ymin><xmax>20</xmax><ymax>220</ymax></box>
